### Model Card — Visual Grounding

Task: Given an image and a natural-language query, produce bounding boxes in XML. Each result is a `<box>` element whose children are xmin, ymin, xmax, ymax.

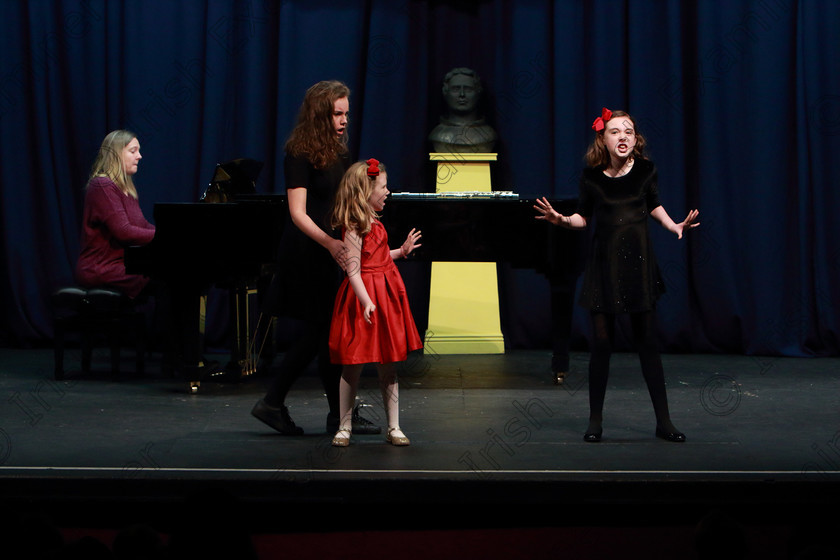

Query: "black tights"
<box><xmin>587</xmin><ymin>311</ymin><xmax>678</xmax><ymax>434</ymax></box>
<box><xmin>263</xmin><ymin>315</ymin><xmax>340</xmax><ymax>418</ymax></box>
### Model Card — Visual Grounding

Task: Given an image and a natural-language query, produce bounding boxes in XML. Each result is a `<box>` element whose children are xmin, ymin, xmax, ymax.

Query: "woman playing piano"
<box><xmin>535</xmin><ymin>108</ymin><xmax>699</xmax><ymax>443</ymax></box>
<box><xmin>75</xmin><ymin>130</ymin><xmax>155</xmax><ymax>298</ymax></box>
<box><xmin>252</xmin><ymin>80</ymin><xmax>379</xmax><ymax>436</ymax></box>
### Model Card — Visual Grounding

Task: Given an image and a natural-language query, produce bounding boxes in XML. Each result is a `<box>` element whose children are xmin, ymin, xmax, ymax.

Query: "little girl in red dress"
<box><xmin>328</xmin><ymin>158</ymin><xmax>423</xmax><ymax>447</ymax></box>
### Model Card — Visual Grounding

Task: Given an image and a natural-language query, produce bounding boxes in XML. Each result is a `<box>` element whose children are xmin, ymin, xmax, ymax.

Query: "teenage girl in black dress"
<box><xmin>535</xmin><ymin>108</ymin><xmax>699</xmax><ymax>442</ymax></box>
<box><xmin>251</xmin><ymin>81</ymin><xmax>379</xmax><ymax>436</ymax></box>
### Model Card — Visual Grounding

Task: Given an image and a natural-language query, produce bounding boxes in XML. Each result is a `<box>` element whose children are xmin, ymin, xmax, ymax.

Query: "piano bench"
<box><xmin>51</xmin><ymin>287</ymin><xmax>147</xmax><ymax>380</ymax></box>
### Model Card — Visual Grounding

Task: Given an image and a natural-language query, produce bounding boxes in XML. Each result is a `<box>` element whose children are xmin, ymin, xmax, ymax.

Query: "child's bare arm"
<box><xmin>345</xmin><ymin>228</ymin><xmax>376</xmax><ymax>324</ymax></box>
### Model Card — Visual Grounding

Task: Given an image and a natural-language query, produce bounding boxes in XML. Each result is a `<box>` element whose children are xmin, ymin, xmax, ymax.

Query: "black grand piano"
<box><xmin>125</xmin><ymin>160</ymin><xmax>286</xmax><ymax>392</ymax></box>
<box><xmin>126</xmin><ymin>185</ymin><xmax>583</xmax><ymax>392</ymax></box>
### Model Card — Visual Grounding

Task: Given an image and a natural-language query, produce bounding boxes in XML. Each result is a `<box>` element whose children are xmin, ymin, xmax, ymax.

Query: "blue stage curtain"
<box><xmin>1</xmin><ymin>0</ymin><xmax>837</xmax><ymax>357</ymax></box>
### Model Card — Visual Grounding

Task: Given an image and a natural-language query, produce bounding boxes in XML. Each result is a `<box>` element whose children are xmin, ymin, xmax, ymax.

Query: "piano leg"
<box><xmin>228</xmin><ymin>283</ymin><xmax>259</xmax><ymax>378</ymax></box>
<box><xmin>549</xmin><ymin>270</ymin><xmax>578</xmax><ymax>385</ymax></box>
<box><xmin>170</xmin><ymin>284</ymin><xmax>208</xmax><ymax>393</ymax></box>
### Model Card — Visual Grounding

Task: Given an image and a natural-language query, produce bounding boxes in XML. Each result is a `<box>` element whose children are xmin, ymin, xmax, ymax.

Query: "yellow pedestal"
<box><xmin>424</xmin><ymin>153</ymin><xmax>504</xmax><ymax>355</ymax></box>
<box><xmin>431</xmin><ymin>152</ymin><xmax>497</xmax><ymax>192</ymax></box>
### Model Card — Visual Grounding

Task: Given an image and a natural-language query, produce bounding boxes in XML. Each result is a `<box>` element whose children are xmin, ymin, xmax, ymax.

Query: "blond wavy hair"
<box><xmin>285</xmin><ymin>80</ymin><xmax>350</xmax><ymax>169</ymax></box>
<box><xmin>89</xmin><ymin>130</ymin><xmax>139</xmax><ymax>199</ymax></box>
<box><xmin>584</xmin><ymin>110</ymin><xmax>648</xmax><ymax>168</ymax></box>
<box><xmin>330</xmin><ymin>160</ymin><xmax>386</xmax><ymax>236</ymax></box>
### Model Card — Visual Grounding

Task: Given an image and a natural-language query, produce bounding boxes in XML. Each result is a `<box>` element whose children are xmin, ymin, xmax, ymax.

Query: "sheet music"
<box><xmin>390</xmin><ymin>191</ymin><xmax>518</xmax><ymax>199</ymax></box>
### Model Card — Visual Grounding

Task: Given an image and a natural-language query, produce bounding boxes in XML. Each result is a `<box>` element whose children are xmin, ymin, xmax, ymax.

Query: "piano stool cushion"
<box><xmin>51</xmin><ymin>286</ymin><xmax>147</xmax><ymax>380</ymax></box>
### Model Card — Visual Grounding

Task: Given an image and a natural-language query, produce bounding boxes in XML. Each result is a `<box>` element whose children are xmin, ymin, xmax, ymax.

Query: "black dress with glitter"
<box><xmin>577</xmin><ymin>158</ymin><xmax>666</xmax><ymax>313</ymax></box>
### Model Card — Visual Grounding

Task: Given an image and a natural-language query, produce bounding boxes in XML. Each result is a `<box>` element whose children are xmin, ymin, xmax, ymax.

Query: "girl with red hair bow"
<box><xmin>327</xmin><ymin>159</ymin><xmax>423</xmax><ymax>447</ymax></box>
<box><xmin>535</xmin><ymin>108</ymin><xmax>699</xmax><ymax>443</ymax></box>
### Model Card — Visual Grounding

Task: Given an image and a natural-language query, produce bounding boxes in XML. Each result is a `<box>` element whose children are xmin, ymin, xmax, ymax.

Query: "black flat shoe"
<box><xmin>583</xmin><ymin>430</ymin><xmax>602</xmax><ymax>443</ymax></box>
<box><xmin>351</xmin><ymin>405</ymin><xmax>382</xmax><ymax>434</ymax></box>
<box><xmin>655</xmin><ymin>426</ymin><xmax>686</xmax><ymax>442</ymax></box>
<box><xmin>251</xmin><ymin>399</ymin><xmax>304</xmax><ymax>435</ymax></box>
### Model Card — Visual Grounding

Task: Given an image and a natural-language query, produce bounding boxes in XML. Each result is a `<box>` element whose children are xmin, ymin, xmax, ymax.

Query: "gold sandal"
<box><xmin>331</xmin><ymin>428</ymin><xmax>351</xmax><ymax>447</ymax></box>
<box><xmin>553</xmin><ymin>371</ymin><xmax>567</xmax><ymax>385</ymax></box>
<box><xmin>386</xmin><ymin>427</ymin><xmax>410</xmax><ymax>446</ymax></box>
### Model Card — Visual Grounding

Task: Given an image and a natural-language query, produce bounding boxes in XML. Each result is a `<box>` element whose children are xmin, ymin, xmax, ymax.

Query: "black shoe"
<box><xmin>326</xmin><ymin>405</ymin><xmax>382</xmax><ymax>435</ymax></box>
<box><xmin>351</xmin><ymin>405</ymin><xmax>382</xmax><ymax>434</ymax></box>
<box><xmin>251</xmin><ymin>399</ymin><xmax>304</xmax><ymax>435</ymax></box>
<box><xmin>583</xmin><ymin>430</ymin><xmax>602</xmax><ymax>443</ymax></box>
<box><xmin>584</xmin><ymin>420</ymin><xmax>602</xmax><ymax>442</ymax></box>
<box><xmin>655</xmin><ymin>426</ymin><xmax>686</xmax><ymax>442</ymax></box>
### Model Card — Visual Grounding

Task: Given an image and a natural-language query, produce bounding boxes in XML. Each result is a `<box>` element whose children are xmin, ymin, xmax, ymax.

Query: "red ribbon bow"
<box><xmin>591</xmin><ymin>107</ymin><xmax>613</xmax><ymax>132</ymax></box>
<box><xmin>366</xmin><ymin>158</ymin><xmax>380</xmax><ymax>177</ymax></box>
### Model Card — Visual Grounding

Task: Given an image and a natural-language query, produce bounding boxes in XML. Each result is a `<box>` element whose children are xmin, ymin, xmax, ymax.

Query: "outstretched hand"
<box><xmin>534</xmin><ymin>197</ymin><xmax>562</xmax><ymax>226</ymax></box>
<box><xmin>401</xmin><ymin>228</ymin><xmax>422</xmax><ymax>257</ymax></box>
<box><xmin>675</xmin><ymin>209</ymin><xmax>700</xmax><ymax>239</ymax></box>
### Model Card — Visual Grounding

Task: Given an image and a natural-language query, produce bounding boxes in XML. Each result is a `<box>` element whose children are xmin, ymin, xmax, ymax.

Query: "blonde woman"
<box><xmin>75</xmin><ymin>130</ymin><xmax>155</xmax><ymax>298</ymax></box>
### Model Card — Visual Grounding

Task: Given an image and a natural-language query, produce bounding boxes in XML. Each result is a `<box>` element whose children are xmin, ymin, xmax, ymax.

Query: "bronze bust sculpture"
<box><xmin>429</xmin><ymin>67</ymin><xmax>496</xmax><ymax>153</ymax></box>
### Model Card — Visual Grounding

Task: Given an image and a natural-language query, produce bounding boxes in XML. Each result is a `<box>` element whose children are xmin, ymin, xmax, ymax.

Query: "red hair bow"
<box><xmin>591</xmin><ymin>107</ymin><xmax>613</xmax><ymax>132</ymax></box>
<box><xmin>366</xmin><ymin>158</ymin><xmax>380</xmax><ymax>177</ymax></box>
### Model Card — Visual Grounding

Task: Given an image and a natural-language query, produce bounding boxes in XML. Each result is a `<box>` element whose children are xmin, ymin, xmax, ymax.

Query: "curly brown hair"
<box><xmin>584</xmin><ymin>110</ymin><xmax>647</xmax><ymax>168</ymax></box>
<box><xmin>285</xmin><ymin>80</ymin><xmax>350</xmax><ymax>169</ymax></box>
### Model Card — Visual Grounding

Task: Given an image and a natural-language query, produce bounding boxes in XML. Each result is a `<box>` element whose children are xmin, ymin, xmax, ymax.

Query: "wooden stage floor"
<box><xmin>1</xmin><ymin>347</ymin><xmax>839</xmax><ymax>557</ymax></box>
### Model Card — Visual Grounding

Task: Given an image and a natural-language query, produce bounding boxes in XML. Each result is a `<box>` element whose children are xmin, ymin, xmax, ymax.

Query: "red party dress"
<box><xmin>329</xmin><ymin>221</ymin><xmax>423</xmax><ymax>364</ymax></box>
